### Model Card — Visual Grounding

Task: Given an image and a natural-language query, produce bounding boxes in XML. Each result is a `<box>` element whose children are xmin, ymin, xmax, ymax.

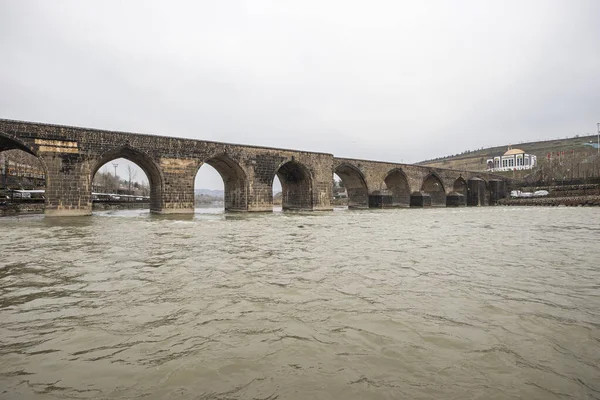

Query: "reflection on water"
<box><xmin>1</xmin><ymin>207</ymin><xmax>599</xmax><ymax>399</ymax></box>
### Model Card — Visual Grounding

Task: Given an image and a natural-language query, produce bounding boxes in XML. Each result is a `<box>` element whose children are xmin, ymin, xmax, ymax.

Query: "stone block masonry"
<box><xmin>0</xmin><ymin>119</ymin><xmax>507</xmax><ymax>216</ymax></box>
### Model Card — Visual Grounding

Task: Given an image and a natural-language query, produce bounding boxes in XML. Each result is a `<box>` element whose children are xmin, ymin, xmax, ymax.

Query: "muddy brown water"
<box><xmin>1</xmin><ymin>207</ymin><xmax>599</xmax><ymax>399</ymax></box>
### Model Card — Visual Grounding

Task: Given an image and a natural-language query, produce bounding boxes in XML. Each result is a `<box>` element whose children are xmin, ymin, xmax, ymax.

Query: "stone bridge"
<box><xmin>0</xmin><ymin>119</ymin><xmax>507</xmax><ymax>216</ymax></box>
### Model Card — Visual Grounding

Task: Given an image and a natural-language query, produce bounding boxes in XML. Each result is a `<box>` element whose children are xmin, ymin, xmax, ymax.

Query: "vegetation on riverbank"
<box><xmin>418</xmin><ymin>133</ymin><xmax>600</xmax><ymax>175</ymax></box>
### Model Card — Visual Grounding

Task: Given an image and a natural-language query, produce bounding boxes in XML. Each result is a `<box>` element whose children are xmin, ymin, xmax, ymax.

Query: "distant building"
<box><xmin>486</xmin><ymin>146</ymin><xmax>537</xmax><ymax>172</ymax></box>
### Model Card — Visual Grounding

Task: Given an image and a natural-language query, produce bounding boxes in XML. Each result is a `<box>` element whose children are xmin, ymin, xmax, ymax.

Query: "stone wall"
<box><xmin>510</xmin><ymin>184</ymin><xmax>600</xmax><ymax>198</ymax></box>
<box><xmin>501</xmin><ymin>183</ymin><xmax>600</xmax><ymax>206</ymax></box>
<box><xmin>499</xmin><ymin>195</ymin><xmax>600</xmax><ymax>207</ymax></box>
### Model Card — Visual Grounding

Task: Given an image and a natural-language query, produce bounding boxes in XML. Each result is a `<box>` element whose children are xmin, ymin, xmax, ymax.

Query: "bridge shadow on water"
<box><xmin>27</xmin><ymin>204</ymin><xmax>453</xmax><ymax>226</ymax></box>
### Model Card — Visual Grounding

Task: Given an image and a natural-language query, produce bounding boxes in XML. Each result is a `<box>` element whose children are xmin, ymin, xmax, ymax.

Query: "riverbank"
<box><xmin>499</xmin><ymin>195</ymin><xmax>600</xmax><ymax>207</ymax></box>
<box><xmin>0</xmin><ymin>203</ymin><xmax>45</xmax><ymax>217</ymax></box>
<box><xmin>4</xmin><ymin>193</ymin><xmax>599</xmax><ymax>216</ymax></box>
<box><xmin>503</xmin><ymin>183</ymin><xmax>600</xmax><ymax>207</ymax></box>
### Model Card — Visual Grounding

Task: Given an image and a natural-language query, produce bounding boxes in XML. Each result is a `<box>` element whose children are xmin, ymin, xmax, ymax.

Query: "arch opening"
<box><xmin>272</xmin><ymin>175</ymin><xmax>282</xmax><ymax>211</ymax></box>
<box><xmin>274</xmin><ymin>161</ymin><xmax>313</xmax><ymax>211</ymax></box>
<box><xmin>92</xmin><ymin>148</ymin><xmax>161</xmax><ymax>212</ymax></box>
<box><xmin>384</xmin><ymin>169</ymin><xmax>411</xmax><ymax>208</ymax></box>
<box><xmin>0</xmin><ymin>134</ymin><xmax>46</xmax><ymax>204</ymax></box>
<box><xmin>0</xmin><ymin>148</ymin><xmax>46</xmax><ymax>203</ymax></box>
<box><xmin>92</xmin><ymin>158</ymin><xmax>151</xmax><ymax>211</ymax></box>
<box><xmin>194</xmin><ymin>163</ymin><xmax>224</xmax><ymax>212</ymax></box>
<box><xmin>0</xmin><ymin>133</ymin><xmax>37</xmax><ymax>155</ymax></box>
<box><xmin>334</xmin><ymin>164</ymin><xmax>368</xmax><ymax>209</ymax></box>
<box><xmin>421</xmin><ymin>173</ymin><xmax>446</xmax><ymax>207</ymax></box>
<box><xmin>194</xmin><ymin>154</ymin><xmax>247</xmax><ymax>212</ymax></box>
<box><xmin>332</xmin><ymin>173</ymin><xmax>348</xmax><ymax>209</ymax></box>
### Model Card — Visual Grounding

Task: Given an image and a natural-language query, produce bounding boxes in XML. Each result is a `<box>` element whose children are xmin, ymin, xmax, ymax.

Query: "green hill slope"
<box><xmin>418</xmin><ymin>134</ymin><xmax>599</xmax><ymax>173</ymax></box>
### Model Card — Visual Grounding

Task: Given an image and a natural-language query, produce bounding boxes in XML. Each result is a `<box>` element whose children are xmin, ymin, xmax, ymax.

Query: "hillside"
<box><xmin>418</xmin><ymin>134</ymin><xmax>599</xmax><ymax>173</ymax></box>
<box><xmin>195</xmin><ymin>188</ymin><xmax>224</xmax><ymax>198</ymax></box>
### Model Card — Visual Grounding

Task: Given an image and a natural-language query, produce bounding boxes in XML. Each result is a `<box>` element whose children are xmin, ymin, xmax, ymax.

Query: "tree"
<box><xmin>102</xmin><ymin>166</ymin><xmax>111</xmax><ymax>191</ymax></box>
<box><xmin>127</xmin><ymin>164</ymin><xmax>137</xmax><ymax>195</ymax></box>
<box><xmin>93</xmin><ymin>167</ymin><xmax>120</xmax><ymax>193</ymax></box>
<box><xmin>139</xmin><ymin>180</ymin><xmax>150</xmax><ymax>196</ymax></box>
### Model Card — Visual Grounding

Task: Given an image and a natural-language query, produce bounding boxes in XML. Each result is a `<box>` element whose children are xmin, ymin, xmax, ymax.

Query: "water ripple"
<box><xmin>1</xmin><ymin>207</ymin><xmax>599</xmax><ymax>399</ymax></box>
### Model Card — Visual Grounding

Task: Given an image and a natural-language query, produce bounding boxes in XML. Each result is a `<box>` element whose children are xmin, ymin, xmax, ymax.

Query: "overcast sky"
<box><xmin>1</xmin><ymin>0</ymin><xmax>599</xmax><ymax>189</ymax></box>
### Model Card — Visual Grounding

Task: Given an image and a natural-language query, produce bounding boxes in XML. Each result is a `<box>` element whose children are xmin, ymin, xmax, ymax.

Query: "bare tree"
<box><xmin>127</xmin><ymin>164</ymin><xmax>137</xmax><ymax>195</ymax></box>
<box><xmin>140</xmin><ymin>180</ymin><xmax>149</xmax><ymax>196</ymax></box>
<box><xmin>534</xmin><ymin>150</ymin><xmax>600</xmax><ymax>185</ymax></box>
<box><xmin>102</xmin><ymin>166</ymin><xmax>111</xmax><ymax>192</ymax></box>
<box><xmin>92</xmin><ymin>166</ymin><xmax>120</xmax><ymax>193</ymax></box>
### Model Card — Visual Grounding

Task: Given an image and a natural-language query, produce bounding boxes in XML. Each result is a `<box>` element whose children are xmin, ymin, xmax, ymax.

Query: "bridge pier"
<box><xmin>224</xmin><ymin>178</ymin><xmax>248</xmax><ymax>211</ymax></box>
<box><xmin>246</xmin><ymin>181</ymin><xmax>274</xmax><ymax>212</ymax></box>
<box><xmin>467</xmin><ymin>178</ymin><xmax>487</xmax><ymax>206</ymax></box>
<box><xmin>447</xmin><ymin>178</ymin><xmax>468</xmax><ymax>206</ymax></box>
<box><xmin>150</xmin><ymin>158</ymin><xmax>195</xmax><ymax>214</ymax></box>
<box><xmin>446</xmin><ymin>192</ymin><xmax>466</xmax><ymax>207</ymax></box>
<box><xmin>410</xmin><ymin>192</ymin><xmax>432</xmax><ymax>207</ymax></box>
<box><xmin>346</xmin><ymin>188</ymin><xmax>369</xmax><ymax>208</ymax></box>
<box><xmin>488</xmin><ymin>180</ymin><xmax>507</xmax><ymax>205</ymax></box>
<box><xmin>368</xmin><ymin>193</ymin><xmax>391</xmax><ymax>208</ymax></box>
<box><xmin>42</xmin><ymin>153</ymin><xmax>93</xmax><ymax>217</ymax></box>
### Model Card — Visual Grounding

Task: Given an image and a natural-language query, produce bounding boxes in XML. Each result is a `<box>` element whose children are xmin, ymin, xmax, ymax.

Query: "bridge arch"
<box><xmin>274</xmin><ymin>160</ymin><xmax>313</xmax><ymax>211</ymax></box>
<box><xmin>195</xmin><ymin>153</ymin><xmax>248</xmax><ymax>211</ymax></box>
<box><xmin>468</xmin><ymin>175</ymin><xmax>488</xmax><ymax>184</ymax></box>
<box><xmin>421</xmin><ymin>172</ymin><xmax>446</xmax><ymax>207</ymax></box>
<box><xmin>334</xmin><ymin>163</ymin><xmax>368</xmax><ymax>208</ymax></box>
<box><xmin>0</xmin><ymin>131</ymin><xmax>48</xmax><ymax>193</ymax></box>
<box><xmin>383</xmin><ymin>168</ymin><xmax>411</xmax><ymax>207</ymax></box>
<box><xmin>453</xmin><ymin>176</ymin><xmax>467</xmax><ymax>194</ymax></box>
<box><xmin>0</xmin><ymin>131</ymin><xmax>38</xmax><ymax>156</ymax></box>
<box><xmin>447</xmin><ymin>176</ymin><xmax>467</xmax><ymax>206</ymax></box>
<box><xmin>92</xmin><ymin>146</ymin><xmax>164</xmax><ymax>212</ymax></box>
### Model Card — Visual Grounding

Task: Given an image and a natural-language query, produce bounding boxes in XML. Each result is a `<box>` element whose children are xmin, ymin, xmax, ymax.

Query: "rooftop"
<box><xmin>504</xmin><ymin>148</ymin><xmax>525</xmax><ymax>156</ymax></box>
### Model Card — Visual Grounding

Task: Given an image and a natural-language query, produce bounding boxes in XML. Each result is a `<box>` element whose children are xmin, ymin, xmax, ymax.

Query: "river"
<box><xmin>1</xmin><ymin>207</ymin><xmax>599</xmax><ymax>399</ymax></box>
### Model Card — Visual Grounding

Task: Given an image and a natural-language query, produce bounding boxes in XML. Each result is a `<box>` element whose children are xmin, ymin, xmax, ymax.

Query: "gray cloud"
<box><xmin>1</xmin><ymin>0</ymin><xmax>599</xmax><ymax>189</ymax></box>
